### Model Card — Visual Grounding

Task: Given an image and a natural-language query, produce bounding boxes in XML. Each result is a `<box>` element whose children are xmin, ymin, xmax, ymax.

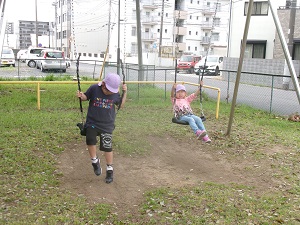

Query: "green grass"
<box><xmin>0</xmin><ymin>80</ymin><xmax>299</xmax><ymax>224</ymax></box>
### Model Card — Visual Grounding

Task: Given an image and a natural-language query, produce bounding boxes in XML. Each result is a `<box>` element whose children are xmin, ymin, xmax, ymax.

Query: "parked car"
<box><xmin>17</xmin><ymin>49</ymin><xmax>28</xmax><ymax>63</ymax></box>
<box><xmin>194</xmin><ymin>55</ymin><xmax>223</xmax><ymax>76</ymax></box>
<box><xmin>36</xmin><ymin>49</ymin><xmax>66</xmax><ymax>72</ymax></box>
<box><xmin>26</xmin><ymin>47</ymin><xmax>48</xmax><ymax>68</ymax></box>
<box><xmin>1</xmin><ymin>48</ymin><xmax>15</xmax><ymax>67</ymax></box>
<box><xmin>177</xmin><ymin>55</ymin><xmax>202</xmax><ymax>74</ymax></box>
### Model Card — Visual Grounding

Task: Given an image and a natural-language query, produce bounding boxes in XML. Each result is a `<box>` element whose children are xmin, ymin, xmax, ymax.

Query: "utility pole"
<box><xmin>35</xmin><ymin>0</ymin><xmax>38</xmax><ymax>47</ymax></box>
<box><xmin>158</xmin><ymin>0</ymin><xmax>164</xmax><ymax>57</ymax></box>
<box><xmin>283</xmin><ymin>0</ymin><xmax>297</xmax><ymax>90</ymax></box>
<box><xmin>0</xmin><ymin>0</ymin><xmax>7</xmax><ymax>56</ymax></box>
<box><xmin>117</xmin><ymin>0</ymin><xmax>120</xmax><ymax>75</ymax></box>
<box><xmin>287</xmin><ymin>0</ymin><xmax>297</xmax><ymax>55</ymax></box>
<box><xmin>60</xmin><ymin>0</ymin><xmax>63</xmax><ymax>51</ymax></box>
<box><xmin>52</xmin><ymin>2</ymin><xmax>57</xmax><ymax>49</ymax></box>
<box><xmin>135</xmin><ymin>0</ymin><xmax>143</xmax><ymax>80</ymax></box>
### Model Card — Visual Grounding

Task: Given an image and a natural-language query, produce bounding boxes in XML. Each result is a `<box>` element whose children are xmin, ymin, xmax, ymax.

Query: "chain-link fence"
<box><xmin>1</xmin><ymin>59</ymin><xmax>299</xmax><ymax>116</ymax></box>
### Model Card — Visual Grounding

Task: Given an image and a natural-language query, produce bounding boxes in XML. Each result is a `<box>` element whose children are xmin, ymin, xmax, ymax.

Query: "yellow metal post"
<box><xmin>37</xmin><ymin>82</ymin><xmax>40</xmax><ymax>110</ymax></box>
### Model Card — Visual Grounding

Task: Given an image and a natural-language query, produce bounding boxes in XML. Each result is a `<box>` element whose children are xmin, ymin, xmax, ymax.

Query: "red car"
<box><xmin>177</xmin><ymin>55</ymin><xmax>202</xmax><ymax>74</ymax></box>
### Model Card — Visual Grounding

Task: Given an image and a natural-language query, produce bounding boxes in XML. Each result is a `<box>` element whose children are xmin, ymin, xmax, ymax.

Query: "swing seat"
<box><xmin>172</xmin><ymin>115</ymin><xmax>206</xmax><ymax>125</ymax></box>
<box><xmin>172</xmin><ymin>117</ymin><xmax>189</xmax><ymax>125</ymax></box>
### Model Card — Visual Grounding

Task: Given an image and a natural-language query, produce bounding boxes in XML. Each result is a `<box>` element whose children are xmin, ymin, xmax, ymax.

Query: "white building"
<box><xmin>4</xmin><ymin>0</ymin><xmax>231</xmax><ymax>66</ymax></box>
<box><xmin>227</xmin><ymin>0</ymin><xmax>300</xmax><ymax>59</ymax></box>
<box><xmin>108</xmin><ymin>0</ymin><xmax>230</xmax><ymax>65</ymax></box>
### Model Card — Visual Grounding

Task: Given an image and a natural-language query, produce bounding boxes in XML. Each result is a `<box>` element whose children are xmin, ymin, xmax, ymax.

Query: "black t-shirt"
<box><xmin>84</xmin><ymin>84</ymin><xmax>121</xmax><ymax>133</ymax></box>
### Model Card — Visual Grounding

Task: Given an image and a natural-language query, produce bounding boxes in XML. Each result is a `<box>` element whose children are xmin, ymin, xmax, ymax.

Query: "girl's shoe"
<box><xmin>196</xmin><ymin>130</ymin><xmax>207</xmax><ymax>139</ymax></box>
<box><xmin>202</xmin><ymin>135</ymin><xmax>211</xmax><ymax>143</ymax></box>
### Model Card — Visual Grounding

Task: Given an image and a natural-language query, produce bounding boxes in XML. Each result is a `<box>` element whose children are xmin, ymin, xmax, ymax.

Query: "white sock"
<box><xmin>107</xmin><ymin>164</ymin><xmax>113</xmax><ymax>171</ymax></box>
<box><xmin>91</xmin><ymin>157</ymin><xmax>98</xmax><ymax>163</ymax></box>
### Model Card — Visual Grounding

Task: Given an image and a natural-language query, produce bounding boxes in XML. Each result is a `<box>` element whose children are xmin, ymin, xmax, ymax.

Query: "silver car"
<box><xmin>1</xmin><ymin>48</ymin><xmax>15</xmax><ymax>67</ymax></box>
<box><xmin>36</xmin><ymin>50</ymin><xmax>66</xmax><ymax>72</ymax></box>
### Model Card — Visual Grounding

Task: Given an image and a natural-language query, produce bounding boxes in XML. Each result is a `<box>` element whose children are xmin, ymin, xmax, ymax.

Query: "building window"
<box><xmin>165</xmin><ymin>29</ymin><xmax>167</xmax><ymax>33</ymax></box>
<box><xmin>196</xmin><ymin>31</ymin><xmax>198</xmax><ymax>35</ymax></box>
<box><xmin>293</xmin><ymin>42</ymin><xmax>300</xmax><ymax>60</ymax></box>
<box><xmin>244</xmin><ymin>1</ymin><xmax>268</xmax><ymax>16</ymax></box>
<box><xmin>211</xmin><ymin>33</ymin><xmax>219</xmax><ymax>41</ymax></box>
<box><xmin>188</xmin><ymin>46</ymin><xmax>191</xmax><ymax>51</ymax></box>
<box><xmin>189</xmin><ymin>31</ymin><xmax>192</xmax><ymax>35</ymax></box>
<box><xmin>63</xmin><ymin>30</ymin><xmax>67</xmax><ymax>38</ymax></box>
<box><xmin>132</xmin><ymin>10</ymin><xmax>136</xmax><ymax>20</ymax></box>
<box><xmin>195</xmin><ymin>47</ymin><xmax>197</xmax><ymax>51</ymax></box>
<box><xmin>131</xmin><ymin>27</ymin><xmax>136</xmax><ymax>36</ymax></box>
<box><xmin>245</xmin><ymin>40</ymin><xmax>266</xmax><ymax>58</ymax></box>
<box><xmin>131</xmin><ymin>43</ymin><xmax>138</xmax><ymax>54</ymax></box>
<box><xmin>214</xmin><ymin>18</ymin><xmax>221</xmax><ymax>26</ymax></box>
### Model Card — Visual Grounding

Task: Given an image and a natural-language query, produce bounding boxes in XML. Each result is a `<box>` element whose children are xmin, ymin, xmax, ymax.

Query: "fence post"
<box><xmin>270</xmin><ymin>76</ymin><xmax>274</xmax><ymax>114</ymax></box>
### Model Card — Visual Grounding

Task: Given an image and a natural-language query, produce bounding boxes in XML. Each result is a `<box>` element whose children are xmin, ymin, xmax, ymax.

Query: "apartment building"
<box><xmin>3</xmin><ymin>0</ymin><xmax>230</xmax><ymax>65</ymax></box>
<box><xmin>118</xmin><ymin>0</ymin><xmax>230</xmax><ymax>63</ymax></box>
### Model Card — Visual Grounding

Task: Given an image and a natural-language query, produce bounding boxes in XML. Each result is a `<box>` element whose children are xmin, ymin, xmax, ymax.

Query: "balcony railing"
<box><xmin>141</xmin><ymin>32</ymin><xmax>157</xmax><ymax>41</ymax></box>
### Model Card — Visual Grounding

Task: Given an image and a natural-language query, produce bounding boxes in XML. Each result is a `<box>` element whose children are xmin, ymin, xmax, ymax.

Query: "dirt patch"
<box><xmin>57</xmin><ymin>135</ymin><xmax>280</xmax><ymax>216</ymax></box>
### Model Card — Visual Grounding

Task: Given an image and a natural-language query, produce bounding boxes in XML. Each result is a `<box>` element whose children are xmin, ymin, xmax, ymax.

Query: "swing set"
<box><xmin>171</xmin><ymin>0</ymin><xmax>219</xmax><ymax>125</ymax></box>
<box><xmin>75</xmin><ymin>0</ymin><xmax>220</xmax><ymax>134</ymax></box>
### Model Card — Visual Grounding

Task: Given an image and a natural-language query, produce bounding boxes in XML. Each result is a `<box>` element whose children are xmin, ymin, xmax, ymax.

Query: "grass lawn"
<box><xmin>0</xmin><ymin>80</ymin><xmax>299</xmax><ymax>224</ymax></box>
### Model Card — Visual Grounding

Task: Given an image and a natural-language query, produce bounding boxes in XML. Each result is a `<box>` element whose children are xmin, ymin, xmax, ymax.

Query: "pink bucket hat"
<box><xmin>176</xmin><ymin>84</ymin><xmax>186</xmax><ymax>92</ymax></box>
<box><xmin>101</xmin><ymin>73</ymin><xmax>121</xmax><ymax>93</ymax></box>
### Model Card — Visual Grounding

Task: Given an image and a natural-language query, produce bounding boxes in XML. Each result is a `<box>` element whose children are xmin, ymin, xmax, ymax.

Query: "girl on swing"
<box><xmin>171</xmin><ymin>82</ymin><xmax>211</xmax><ymax>143</ymax></box>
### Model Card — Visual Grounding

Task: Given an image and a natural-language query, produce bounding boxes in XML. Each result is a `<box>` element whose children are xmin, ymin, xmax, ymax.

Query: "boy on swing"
<box><xmin>171</xmin><ymin>82</ymin><xmax>211</xmax><ymax>143</ymax></box>
<box><xmin>77</xmin><ymin>73</ymin><xmax>127</xmax><ymax>183</ymax></box>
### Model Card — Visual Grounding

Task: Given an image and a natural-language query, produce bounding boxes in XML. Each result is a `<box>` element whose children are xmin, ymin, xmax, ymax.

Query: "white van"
<box><xmin>26</xmin><ymin>47</ymin><xmax>48</xmax><ymax>68</ymax></box>
<box><xmin>1</xmin><ymin>48</ymin><xmax>15</xmax><ymax>67</ymax></box>
<box><xmin>194</xmin><ymin>55</ymin><xmax>223</xmax><ymax>76</ymax></box>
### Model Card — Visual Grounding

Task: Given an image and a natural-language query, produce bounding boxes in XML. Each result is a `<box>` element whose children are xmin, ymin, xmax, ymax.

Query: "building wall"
<box><xmin>223</xmin><ymin>57</ymin><xmax>299</xmax><ymax>90</ymax></box>
<box><xmin>18</xmin><ymin>20</ymin><xmax>50</xmax><ymax>49</ymax></box>
<box><xmin>273</xmin><ymin>8</ymin><xmax>300</xmax><ymax>59</ymax></box>
<box><xmin>228</xmin><ymin>0</ymin><xmax>286</xmax><ymax>59</ymax></box>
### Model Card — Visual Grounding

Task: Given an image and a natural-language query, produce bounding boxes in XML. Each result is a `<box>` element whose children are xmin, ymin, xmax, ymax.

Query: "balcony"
<box><xmin>173</xmin><ymin>26</ymin><xmax>187</xmax><ymax>36</ymax></box>
<box><xmin>142</xmin><ymin>0</ymin><xmax>158</xmax><ymax>9</ymax></box>
<box><xmin>173</xmin><ymin>42</ymin><xmax>186</xmax><ymax>52</ymax></box>
<box><xmin>201</xmin><ymin>22</ymin><xmax>213</xmax><ymax>30</ymax></box>
<box><xmin>142</xmin><ymin>16</ymin><xmax>159</xmax><ymax>26</ymax></box>
<box><xmin>202</xmin><ymin>5</ymin><xmax>216</xmax><ymax>15</ymax></box>
<box><xmin>201</xmin><ymin>36</ymin><xmax>210</xmax><ymax>44</ymax></box>
<box><xmin>174</xmin><ymin>10</ymin><xmax>188</xmax><ymax>20</ymax></box>
<box><xmin>141</xmin><ymin>32</ymin><xmax>157</xmax><ymax>42</ymax></box>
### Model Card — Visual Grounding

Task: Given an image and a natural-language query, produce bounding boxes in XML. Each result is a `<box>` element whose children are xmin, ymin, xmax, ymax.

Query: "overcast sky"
<box><xmin>5</xmin><ymin>0</ymin><xmax>54</xmax><ymax>22</ymax></box>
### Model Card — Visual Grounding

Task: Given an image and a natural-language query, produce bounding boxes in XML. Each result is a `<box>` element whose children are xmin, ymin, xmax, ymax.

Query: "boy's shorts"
<box><xmin>85</xmin><ymin>127</ymin><xmax>113</xmax><ymax>152</ymax></box>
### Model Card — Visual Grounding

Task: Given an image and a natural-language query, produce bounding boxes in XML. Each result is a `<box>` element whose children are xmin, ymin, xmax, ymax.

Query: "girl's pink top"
<box><xmin>171</xmin><ymin>93</ymin><xmax>197</xmax><ymax>118</ymax></box>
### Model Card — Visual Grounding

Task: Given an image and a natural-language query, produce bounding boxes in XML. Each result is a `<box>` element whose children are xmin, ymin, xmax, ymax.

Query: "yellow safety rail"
<box><xmin>0</xmin><ymin>81</ymin><xmax>220</xmax><ymax>119</ymax></box>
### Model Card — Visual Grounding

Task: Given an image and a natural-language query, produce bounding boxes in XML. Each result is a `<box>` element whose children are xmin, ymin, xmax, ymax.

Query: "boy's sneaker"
<box><xmin>196</xmin><ymin>130</ymin><xmax>207</xmax><ymax>140</ymax></box>
<box><xmin>92</xmin><ymin>158</ymin><xmax>102</xmax><ymax>176</ymax></box>
<box><xmin>105</xmin><ymin>170</ymin><xmax>113</xmax><ymax>184</ymax></box>
<box><xmin>202</xmin><ymin>135</ymin><xmax>211</xmax><ymax>144</ymax></box>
